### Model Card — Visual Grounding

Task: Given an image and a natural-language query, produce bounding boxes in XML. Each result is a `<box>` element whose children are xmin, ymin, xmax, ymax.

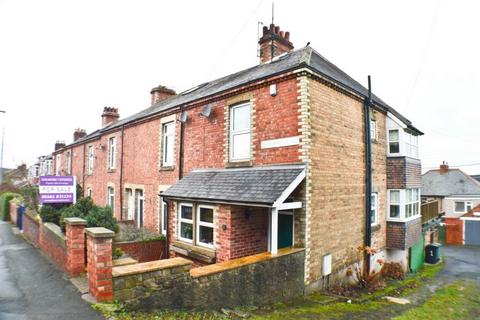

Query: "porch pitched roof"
<box><xmin>161</xmin><ymin>164</ymin><xmax>305</xmax><ymax>206</ymax></box>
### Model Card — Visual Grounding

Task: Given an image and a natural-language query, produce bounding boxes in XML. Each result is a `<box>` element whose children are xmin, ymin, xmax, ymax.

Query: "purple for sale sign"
<box><xmin>39</xmin><ymin>176</ymin><xmax>76</xmax><ymax>204</ymax></box>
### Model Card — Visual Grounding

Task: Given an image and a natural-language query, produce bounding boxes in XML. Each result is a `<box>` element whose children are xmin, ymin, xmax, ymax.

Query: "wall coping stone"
<box><xmin>112</xmin><ymin>257</ymin><xmax>192</xmax><ymax>278</ymax></box>
<box><xmin>65</xmin><ymin>217</ymin><xmax>87</xmax><ymax>226</ymax></box>
<box><xmin>43</xmin><ymin>222</ymin><xmax>66</xmax><ymax>248</ymax></box>
<box><xmin>113</xmin><ymin>257</ymin><xmax>138</xmax><ymax>267</ymax></box>
<box><xmin>190</xmin><ymin>247</ymin><xmax>305</xmax><ymax>278</ymax></box>
<box><xmin>86</xmin><ymin>227</ymin><xmax>115</xmax><ymax>238</ymax></box>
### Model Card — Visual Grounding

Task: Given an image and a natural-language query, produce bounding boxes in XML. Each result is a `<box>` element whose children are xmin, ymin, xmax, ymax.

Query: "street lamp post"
<box><xmin>0</xmin><ymin>110</ymin><xmax>6</xmax><ymax>185</ymax></box>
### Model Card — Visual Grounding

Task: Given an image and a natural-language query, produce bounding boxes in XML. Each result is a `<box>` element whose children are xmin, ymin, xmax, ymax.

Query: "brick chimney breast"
<box><xmin>73</xmin><ymin>128</ymin><xmax>87</xmax><ymax>142</ymax></box>
<box><xmin>101</xmin><ymin>107</ymin><xmax>120</xmax><ymax>128</ymax></box>
<box><xmin>440</xmin><ymin>161</ymin><xmax>449</xmax><ymax>174</ymax></box>
<box><xmin>150</xmin><ymin>85</ymin><xmax>176</xmax><ymax>105</ymax></box>
<box><xmin>55</xmin><ymin>141</ymin><xmax>66</xmax><ymax>151</ymax></box>
<box><xmin>258</xmin><ymin>23</ymin><xmax>294</xmax><ymax>64</ymax></box>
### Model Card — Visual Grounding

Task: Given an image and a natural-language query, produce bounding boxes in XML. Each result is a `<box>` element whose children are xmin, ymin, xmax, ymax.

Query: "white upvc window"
<box><xmin>454</xmin><ymin>201</ymin><xmax>473</xmax><ymax>213</ymax></box>
<box><xmin>55</xmin><ymin>155</ymin><xmax>61</xmax><ymax>175</ymax></box>
<box><xmin>178</xmin><ymin>203</ymin><xmax>193</xmax><ymax>243</ymax></box>
<box><xmin>196</xmin><ymin>205</ymin><xmax>214</xmax><ymax>248</ymax></box>
<box><xmin>46</xmin><ymin>160</ymin><xmax>52</xmax><ymax>175</ymax></box>
<box><xmin>87</xmin><ymin>145</ymin><xmax>94</xmax><ymax>175</ymax></box>
<box><xmin>86</xmin><ymin>187</ymin><xmax>92</xmax><ymax>198</ymax></box>
<box><xmin>388</xmin><ymin>188</ymin><xmax>421</xmax><ymax>221</ymax></box>
<box><xmin>126</xmin><ymin>188</ymin><xmax>134</xmax><ymax>220</ymax></box>
<box><xmin>66</xmin><ymin>151</ymin><xmax>72</xmax><ymax>175</ymax></box>
<box><xmin>388</xmin><ymin>129</ymin><xmax>400</xmax><ymax>154</ymax></box>
<box><xmin>108</xmin><ymin>137</ymin><xmax>116</xmax><ymax>170</ymax></box>
<box><xmin>162</xmin><ymin>122</ymin><xmax>175</xmax><ymax>166</ymax></box>
<box><xmin>135</xmin><ymin>189</ymin><xmax>144</xmax><ymax>228</ymax></box>
<box><xmin>371</xmin><ymin>193</ymin><xmax>378</xmax><ymax>225</ymax></box>
<box><xmin>229</xmin><ymin>102</ymin><xmax>251</xmax><ymax>161</ymax></box>
<box><xmin>107</xmin><ymin>186</ymin><xmax>115</xmax><ymax>213</ymax></box>
<box><xmin>160</xmin><ymin>198</ymin><xmax>168</xmax><ymax>235</ymax></box>
<box><xmin>370</xmin><ymin>120</ymin><xmax>377</xmax><ymax>141</ymax></box>
<box><xmin>405</xmin><ymin>132</ymin><xmax>419</xmax><ymax>158</ymax></box>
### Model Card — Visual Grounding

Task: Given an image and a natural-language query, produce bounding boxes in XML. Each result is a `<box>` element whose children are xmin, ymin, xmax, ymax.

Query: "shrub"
<box><xmin>113</xmin><ymin>247</ymin><xmax>124</xmax><ymax>260</ymax></box>
<box><xmin>20</xmin><ymin>185</ymin><xmax>39</xmax><ymax>212</ymax></box>
<box><xmin>0</xmin><ymin>192</ymin><xmax>21</xmax><ymax>221</ymax></box>
<box><xmin>39</xmin><ymin>205</ymin><xmax>65</xmax><ymax>225</ymax></box>
<box><xmin>381</xmin><ymin>262</ymin><xmax>405</xmax><ymax>280</ymax></box>
<box><xmin>85</xmin><ymin>206</ymin><xmax>118</xmax><ymax>232</ymax></box>
<box><xmin>353</xmin><ymin>245</ymin><xmax>384</xmax><ymax>289</ymax></box>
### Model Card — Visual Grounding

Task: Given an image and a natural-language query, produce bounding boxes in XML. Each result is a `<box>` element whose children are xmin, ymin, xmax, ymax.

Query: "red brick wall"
<box><xmin>115</xmin><ymin>239</ymin><xmax>166</xmax><ymax>263</ymax></box>
<box><xmin>40</xmin><ymin>223</ymin><xmax>67</xmax><ymax>272</ymax></box>
<box><xmin>23</xmin><ymin>213</ymin><xmax>40</xmax><ymax>245</ymax></box>
<box><xmin>387</xmin><ymin>157</ymin><xmax>422</xmax><ymax>189</ymax></box>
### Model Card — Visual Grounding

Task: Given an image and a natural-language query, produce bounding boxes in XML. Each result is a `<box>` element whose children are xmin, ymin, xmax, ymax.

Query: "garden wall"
<box><xmin>40</xmin><ymin>222</ymin><xmax>67</xmax><ymax>272</ymax></box>
<box><xmin>23</xmin><ymin>210</ymin><xmax>41</xmax><ymax>245</ymax></box>
<box><xmin>112</xmin><ymin>248</ymin><xmax>305</xmax><ymax>310</ymax></box>
<box><xmin>115</xmin><ymin>239</ymin><xmax>165</xmax><ymax>262</ymax></box>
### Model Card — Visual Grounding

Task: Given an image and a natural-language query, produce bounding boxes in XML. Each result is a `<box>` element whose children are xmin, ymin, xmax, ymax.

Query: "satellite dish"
<box><xmin>179</xmin><ymin>110</ymin><xmax>188</xmax><ymax>123</ymax></box>
<box><xmin>200</xmin><ymin>105</ymin><xmax>212</xmax><ymax>118</ymax></box>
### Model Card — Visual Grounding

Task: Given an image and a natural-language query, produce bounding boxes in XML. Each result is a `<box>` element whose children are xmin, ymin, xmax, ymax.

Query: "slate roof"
<box><xmin>422</xmin><ymin>169</ymin><xmax>480</xmax><ymax>197</ymax></box>
<box><xmin>161</xmin><ymin>164</ymin><xmax>305</xmax><ymax>205</ymax></box>
<box><xmin>471</xmin><ymin>175</ymin><xmax>480</xmax><ymax>183</ymax></box>
<box><xmin>59</xmin><ymin>46</ymin><xmax>422</xmax><ymax>151</ymax></box>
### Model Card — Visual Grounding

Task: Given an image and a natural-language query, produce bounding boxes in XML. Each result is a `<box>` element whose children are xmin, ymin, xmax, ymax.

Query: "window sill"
<box><xmin>225</xmin><ymin>160</ymin><xmax>252</xmax><ymax>168</ymax></box>
<box><xmin>371</xmin><ymin>224</ymin><xmax>381</xmax><ymax>233</ymax></box>
<box><xmin>160</xmin><ymin>166</ymin><xmax>175</xmax><ymax>172</ymax></box>
<box><xmin>107</xmin><ymin>168</ymin><xmax>116</xmax><ymax>173</ymax></box>
<box><xmin>387</xmin><ymin>215</ymin><xmax>421</xmax><ymax>223</ymax></box>
<box><xmin>170</xmin><ymin>240</ymin><xmax>216</xmax><ymax>263</ymax></box>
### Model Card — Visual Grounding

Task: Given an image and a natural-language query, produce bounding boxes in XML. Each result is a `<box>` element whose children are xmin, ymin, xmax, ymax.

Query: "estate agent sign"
<box><xmin>39</xmin><ymin>176</ymin><xmax>76</xmax><ymax>204</ymax></box>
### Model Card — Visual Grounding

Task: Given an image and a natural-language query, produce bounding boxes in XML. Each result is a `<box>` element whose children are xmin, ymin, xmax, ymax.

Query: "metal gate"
<box><xmin>16</xmin><ymin>205</ymin><xmax>24</xmax><ymax>230</ymax></box>
<box><xmin>465</xmin><ymin>220</ymin><xmax>480</xmax><ymax>245</ymax></box>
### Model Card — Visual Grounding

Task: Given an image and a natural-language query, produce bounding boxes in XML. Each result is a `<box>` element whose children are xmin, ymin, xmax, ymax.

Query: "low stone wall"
<box><xmin>40</xmin><ymin>222</ymin><xmax>67</xmax><ymax>272</ymax></box>
<box><xmin>113</xmin><ymin>248</ymin><xmax>305</xmax><ymax>310</ymax></box>
<box><xmin>115</xmin><ymin>239</ymin><xmax>165</xmax><ymax>263</ymax></box>
<box><xmin>23</xmin><ymin>211</ymin><xmax>41</xmax><ymax>245</ymax></box>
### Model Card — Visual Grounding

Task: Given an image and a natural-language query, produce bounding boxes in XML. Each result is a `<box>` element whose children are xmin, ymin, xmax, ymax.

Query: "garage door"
<box><xmin>465</xmin><ymin>220</ymin><xmax>480</xmax><ymax>245</ymax></box>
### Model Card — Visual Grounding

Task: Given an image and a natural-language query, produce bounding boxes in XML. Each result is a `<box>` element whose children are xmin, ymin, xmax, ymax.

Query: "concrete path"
<box><xmin>0</xmin><ymin>221</ymin><xmax>104</xmax><ymax>320</ymax></box>
<box><xmin>440</xmin><ymin>245</ymin><xmax>480</xmax><ymax>284</ymax></box>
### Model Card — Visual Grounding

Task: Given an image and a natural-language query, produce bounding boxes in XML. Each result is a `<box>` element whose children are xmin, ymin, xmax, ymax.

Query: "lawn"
<box><xmin>93</xmin><ymin>262</ymin><xmax>479</xmax><ymax>320</ymax></box>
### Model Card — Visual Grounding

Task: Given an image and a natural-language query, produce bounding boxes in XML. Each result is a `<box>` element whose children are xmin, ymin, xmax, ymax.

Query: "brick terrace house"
<box><xmin>50</xmin><ymin>23</ymin><xmax>423</xmax><ymax>290</ymax></box>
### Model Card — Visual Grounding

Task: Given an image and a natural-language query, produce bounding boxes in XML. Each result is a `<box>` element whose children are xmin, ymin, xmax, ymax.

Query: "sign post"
<box><xmin>39</xmin><ymin>176</ymin><xmax>76</xmax><ymax>204</ymax></box>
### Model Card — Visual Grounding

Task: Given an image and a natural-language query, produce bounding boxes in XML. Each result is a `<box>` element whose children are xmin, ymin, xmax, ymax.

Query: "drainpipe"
<box><xmin>119</xmin><ymin>125</ymin><xmax>125</xmax><ymax>220</ymax></box>
<box><xmin>178</xmin><ymin>108</ymin><xmax>185</xmax><ymax>180</ymax></box>
<box><xmin>82</xmin><ymin>144</ymin><xmax>86</xmax><ymax>195</ymax></box>
<box><xmin>364</xmin><ymin>75</ymin><xmax>373</xmax><ymax>274</ymax></box>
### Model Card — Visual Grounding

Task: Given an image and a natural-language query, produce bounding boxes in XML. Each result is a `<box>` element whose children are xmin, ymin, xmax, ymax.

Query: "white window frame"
<box><xmin>126</xmin><ymin>188</ymin><xmax>134</xmax><ymax>220</ymax></box>
<box><xmin>196</xmin><ymin>205</ymin><xmax>215</xmax><ymax>249</ymax></box>
<box><xmin>388</xmin><ymin>189</ymin><xmax>401</xmax><ymax>219</ymax></box>
<box><xmin>87</xmin><ymin>145</ymin><xmax>94</xmax><ymax>175</ymax></box>
<box><xmin>108</xmin><ymin>137</ymin><xmax>116</xmax><ymax>170</ymax></box>
<box><xmin>161</xmin><ymin>121</ymin><xmax>175</xmax><ymax>167</ymax></box>
<box><xmin>178</xmin><ymin>203</ymin><xmax>193</xmax><ymax>243</ymax></box>
<box><xmin>454</xmin><ymin>200</ymin><xmax>473</xmax><ymax>214</ymax></box>
<box><xmin>55</xmin><ymin>155</ymin><xmax>61</xmax><ymax>175</ymax></box>
<box><xmin>405</xmin><ymin>188</ymin><xmax>420</xmax><ymax>219</ymax></box>
<box><xmin>388</xmin><ymin>129</ymin><xmax>400</xmax><ymax>155</ymax></box>
<box><xmin>371</xmin><ymin>193</ymin><xmax>378</xmax><ymax>226</ymax></box>
<box><xmin>66</xmin><ymin>151</ymin><xmax>72</xmax><ymax>175</ymax></box>
<box><xmin>160</xmin><ymin>198</ymin><xmax>168</xmax><ymax>235</ymax></box>
<box><xmin>86</xmin><ymin>187</ymin><xmax>92</xmax><ymax>198</ymax></box>
<box><xmin>135</xmin><ymin>189</ymin><xmax>144</xmax><ymax>228</ymax></box>
<box><xmin>370</xmin><ymin>120</ymin><xmax>377</xmax><ymax>141</ymax></box>
<box><xmin>107</xmin><ymin>186</ymin><xmax>115</xmax><ymax>213</ymax></box>
<box><xmin>405</xmin><ymin>132</ymin><xmax>419</xmax><ymax>158</ymax></box>
<box><xmin>388</xmin><ymin>188</ymin><xmax>421</xmax><ymax>221</ymax></box>
<box><xmin>229</xmin><ymin>102</ymin><xmax>251</xmax><ymax>162</ymax></box>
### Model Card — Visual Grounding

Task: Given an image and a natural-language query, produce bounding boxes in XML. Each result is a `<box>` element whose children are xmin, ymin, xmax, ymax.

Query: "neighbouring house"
<box><xmin>422</xmin><ymin>162</ymin><xmax>480</xmax><ymax>218</ymax></box>
<box><xmin>40</xmin><ymin>22</ymin><xmax>424</xmax><ymax>291</ymax></box>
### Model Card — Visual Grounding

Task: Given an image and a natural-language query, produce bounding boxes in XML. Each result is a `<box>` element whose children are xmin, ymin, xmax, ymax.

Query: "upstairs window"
<box><xmin>388</xmin><ymin>188</ymin><xmax>421</xmax><ymax>220</ymax></box>
<box><xmin>55</xmin><ymin>155</ymin><xmax>61</xmax><ymax>175</ymax></box>
<box><xmin>389</xmin><ymin>190</ymin><xmax>400</xmax><ymax>218</ymax></box>
<box><xmin>108</xmin><ymin>137</ymin><xmax>116</xmax><ymax>170</ymax></box>
<box><xmin>405</xmin><ymin>188</ymin><xmax>420</xmax><ymax>218</ymax></box>
<box><xmin>388</xmin><ymin>129</ymin><xmax>400</xmax><ymax>154</ymax></box>
<box><xmin>405</xmin><ymin>133</ymin><xmax>419</xmax><ymax>158</ymax></box>
<box><xmin>455</xmin><ymin>201</ymin><xmax>473</xmax><ymax>213</ymax></box>
<box><xmin>87</xmin><ymin>145</ymin><xmax>94</xmax><ymax>175</ymax></box>
<box><xmin>370</xmin><ymin>120</ymin><xmax>377</xmax><ymax>141</ymax></box>
<box><xmin>162</xmin><ymin>122</ymin><xmax>175</xmax><ymax>166</ymax></box>
<box><xmin>66</xmin><ymin>151</ymin><xmax>72</xmax><ymax>175</ymax></box>
<box><xmin>229</xmin><ymin>103</ymin><xmax>251</xmax><ymax>161</ymax></box>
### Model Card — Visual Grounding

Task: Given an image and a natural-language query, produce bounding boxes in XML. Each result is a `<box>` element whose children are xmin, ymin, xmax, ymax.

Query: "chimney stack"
<box><xmin>440</xmin><ymin>161</ymin><xmax>449</xmax><ymax>174</ymax></box>
<box><xmin>73</xmin><ymin>128</ymin><xmax>87</xmax><ymax>141</ymax></box>
<box><xmin>258</xmin><ymin>23</ymin><xmax>294</xmax><ymax>64</ymax></box>
<box><xmin>55</xmin><ymin>141</ymin><xmax>66</xmax><ymax>151</ymax></box>
<box><xmin>101</xmin><ymin>107</ymin><xmax>120</xmax><ymax>128</ymax></box>
<box><xmin>150</xmin><ymin>85</ymin><xmax>176</xmax><ymax>105</ymax></box>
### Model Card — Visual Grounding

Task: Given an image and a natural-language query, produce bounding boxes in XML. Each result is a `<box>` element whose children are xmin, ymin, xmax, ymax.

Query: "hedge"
<box><xmin>0</xmin><ymin>192</ymin><xmax>21</xmax><ymax>221</ymax></box>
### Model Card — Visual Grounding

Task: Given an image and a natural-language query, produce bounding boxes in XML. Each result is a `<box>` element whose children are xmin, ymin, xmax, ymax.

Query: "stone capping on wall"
<box><xmin>64</xmin><ymin>217</ymin><xmax>87</xmax><ymax>226</ymax></box>
<box><xmin>43</xmin><ymin>222</ymin><xmax>66</xmax><ymax>248</ymax></box>
<box><xmin>86</xmin><ymin>227</ymin><xmax>115</xmax><ymax>238</ymax></box>
<box><xmin>190</xmin><ymin>247</ymin><xmax>304</xmax><ymax>278</ymax></box>
<box><xmin>112</xmin><ymin>257</ymin><xmax>192</xmax><ymax>278</ymax></box>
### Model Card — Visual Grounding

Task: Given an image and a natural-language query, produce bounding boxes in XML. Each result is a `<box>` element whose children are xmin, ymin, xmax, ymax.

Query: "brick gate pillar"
<box><xmin>86</xmin><ymin>227</ymin><xmax>115</xmax><ymax>302</ymax></box>
<box><xmin>65</xmin><ymin>217</ymin><xmax>87</xmax><ymax>276</ymax></box>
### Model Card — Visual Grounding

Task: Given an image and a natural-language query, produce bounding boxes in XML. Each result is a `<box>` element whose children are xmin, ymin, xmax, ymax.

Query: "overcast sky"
<box><xmin>1</xmin><ymin>0</ymin><xmax>479</xmax><ymax>174</ymax></box>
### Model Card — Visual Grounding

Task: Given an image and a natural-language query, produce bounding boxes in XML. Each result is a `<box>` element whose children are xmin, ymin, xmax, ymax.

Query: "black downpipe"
<box><xmin>178</xmin><ymin>108</ymin><xmax>185</xmax><ymax>180</ymax></box>
<box><xmin>119</xmin><ymin>125</ymin><xmax>125</xmax><ymax>220</ymax></box>
<box><xmin>82</xmin><ymin>144</ymin><xmax>86</xmax><ymax>195</ymax></box>
<box><xmin>364</xmin><ymin>76</ymin><xmax>373</xmax><ymax>274</ymax></box>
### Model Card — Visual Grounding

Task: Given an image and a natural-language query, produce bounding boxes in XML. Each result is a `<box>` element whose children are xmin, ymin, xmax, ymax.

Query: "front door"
<box><xmin>278</xmin><ymin>211</ymin><xmax>293</xmax><ymax>249</ymax></box>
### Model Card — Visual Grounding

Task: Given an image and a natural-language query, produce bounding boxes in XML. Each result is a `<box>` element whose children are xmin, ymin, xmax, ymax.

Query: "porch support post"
<box><xmin>271</xmin><ymin>207</ymin><xmax>278</xmax><ymax>254</ymax></box>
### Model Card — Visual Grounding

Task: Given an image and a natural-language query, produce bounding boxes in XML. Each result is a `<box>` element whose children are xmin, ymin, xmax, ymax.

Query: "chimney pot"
<box><xmin>73</xmin><ymin>128</ymin><xmax>87</xmax><ymax>142</ymax></box>
<box><xmin>150</xmin><ymin>85</ymin><xmax>176</xmax><ymax>105</ymax></box>
<box><xmin>258</xmin><ymin>23</ymin><xmax>294</xmax><ymax>63</ymax></box>
<box><xmin>440</xmin><ymin>161</ymin><xmax>449</xmax><ymax>174</ymax></box>
<box><xmin>54</xmin><ymin>141</ymin><xmax>66</xmax><ymax>151</ymax></box>
<box><xmin>102</xmin><ymin>107</ymin><xmax>120</xmax><ymax>128</ymax></box>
